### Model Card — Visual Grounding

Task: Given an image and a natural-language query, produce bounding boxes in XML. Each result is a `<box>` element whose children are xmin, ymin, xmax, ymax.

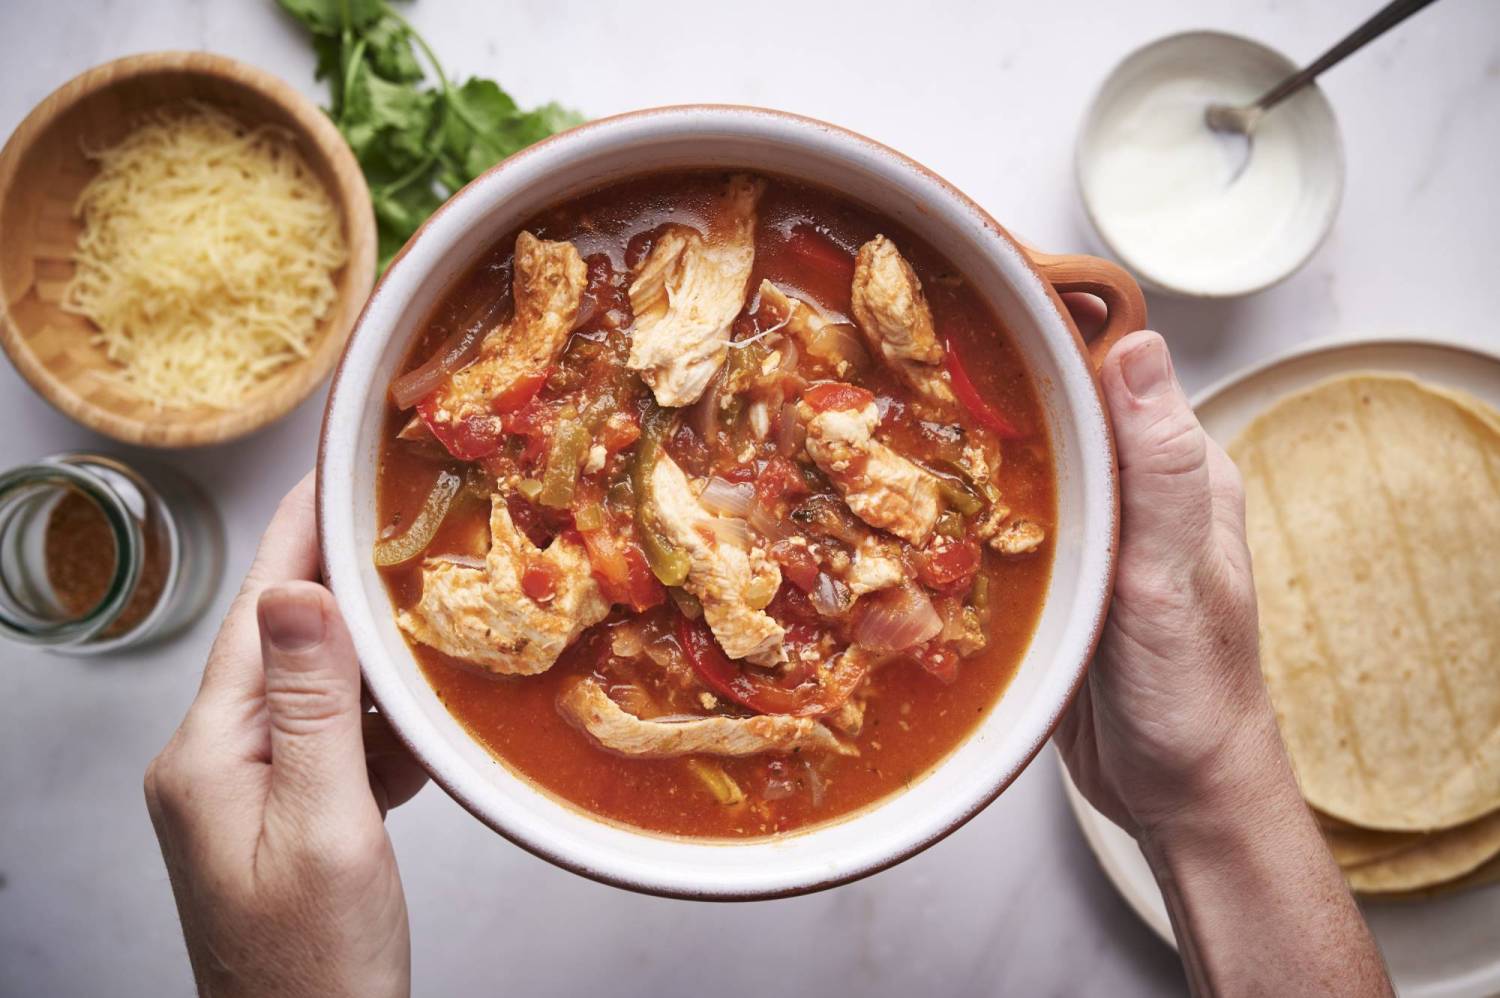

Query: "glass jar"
<box><xmin>0</xmin><ymin>453</ymin><xmax>223</xmax><ymax>653</ymax></box>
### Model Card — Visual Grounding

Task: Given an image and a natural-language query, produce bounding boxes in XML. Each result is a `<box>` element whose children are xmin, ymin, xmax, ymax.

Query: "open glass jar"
<box><xmin>0</xmin><ymin>453</ymin><xmax>223</xmax><ymax>653</ymax></box>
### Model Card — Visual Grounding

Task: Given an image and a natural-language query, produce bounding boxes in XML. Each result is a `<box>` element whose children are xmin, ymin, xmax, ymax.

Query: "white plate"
<box><xmin>1060</xmin><ymin>336</ymin><xmax>1500</xmax><ymax>997</ymax></box>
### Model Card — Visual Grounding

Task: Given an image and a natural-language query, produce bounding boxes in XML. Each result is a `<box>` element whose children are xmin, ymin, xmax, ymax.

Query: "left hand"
<box><xmin>145</xmin><ymin>474</ymin><xmax>427</xmax><ymax>998</ymax></box>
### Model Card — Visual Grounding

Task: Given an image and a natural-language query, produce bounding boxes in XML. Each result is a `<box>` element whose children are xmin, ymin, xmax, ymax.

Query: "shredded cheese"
<box><xmin>62</xmin><ymin>103</ymin><xmax>348</xmax><ymax>409</ymax></box>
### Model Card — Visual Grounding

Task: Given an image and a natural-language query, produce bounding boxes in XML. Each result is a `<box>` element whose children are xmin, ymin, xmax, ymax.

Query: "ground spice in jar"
<box><xmin>44</xmin><ymin>488</ymin><xmax>167</xmax><ymax>635</ymax></box>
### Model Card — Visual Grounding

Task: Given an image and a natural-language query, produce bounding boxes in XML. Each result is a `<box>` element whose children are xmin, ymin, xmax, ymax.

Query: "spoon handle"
<box><xmin>1255</xmin><ymin>0</ymin><xmax>1443</xmax><ymax>114</ymax></box>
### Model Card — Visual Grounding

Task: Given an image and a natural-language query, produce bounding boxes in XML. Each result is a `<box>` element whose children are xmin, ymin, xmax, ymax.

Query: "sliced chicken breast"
<box><xmin>561</xmin><ymin>679</ymin><xmax>854</xmax><ymax>758</ymax></box>
<box><xmin>425</xmin><ymin>232</ymin><xmax>587</xmax><ymax>429</ymax></box>
<box><xmin>850</xmin><ymin>235</ymin><xmax>955</xmax><ymax>404</ymax></box>
<box><xmin>847</xmin><ymin>536</ymin><xmax>906</xmax><ymax>595</ymax></box>
<box><xmin>798</xmin><ymin>392</ymin><xmax>942</xmax><ymax>545</ymax></box>
<box><xmin>398</xmin><ymin>499</ymin><xmax>608</xmax><ymax>675</ymax></box>
<box><xmin>650</xmin><ymin>453</ymin><xmax>785</xmax><ymax>664</ymax></box>
<box><xmin>627</xmin><ymin>175</ymin><xmax>763</xmax><ymax>406</ymax></box>
<box><xmin>983</xmin><ymin>515</ymin><xmax>1046</xmax><ymax>555</ymax></box>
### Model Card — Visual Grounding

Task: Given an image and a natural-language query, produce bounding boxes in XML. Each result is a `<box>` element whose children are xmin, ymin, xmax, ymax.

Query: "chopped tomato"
<box><xmin>943</xmin><ymin>336</ymin><xmax>1024</xmax><ymax>439</ymax></box>
<box><xmin>916</xmin><ymin>536</ymin><xmax>982</xmax><ymax>595</ymax></box>
<box><xmin>785</xmin><ymin>225</ymin><xmax>856</xmax><ymax>287</ymax></box>
<box><xmin>501</xmin><ymin>398</ymin><xmax>555</xmax><ymax>463</ymax></box>
<box><xmin>913</xmin><ymin>642</ymin><xmax>961</xmax><ymax>684</ymax></box>
<box><xmin>521</xmin><ymin>560</ymin><xmax>558</xmax><ymax>602</ymax></box>
<box><xmin>802</xmin><ymin>382</ymin><xmax>875</xmax><ymax>413</ymax></box>
<box><xmin>766</xmin><ymin>582</ymin><xmax>820</xmax><ymax>626</ymax></box>
<box><xmin>721</xmin><ymin>463</ymin><xmax>757</xmax><ymax>484</ymax></box>
<box><xmin>507</xmin><ymin>493</ymin><xmax>569</xmax><ymax>549</ymax></box>
<box><xmin>600</xmin><ymin>412</ymin><xmax>642</xmax><ymax>452</ymax></box>
<box><xmin>579</xmin><ymin>523</ymin><xmax>666</xmax><ymax>612</ymax></box>
<box><xmin>755</xmin><ymin>454</ymin><xmax>810</xmax><ymax>504</ymax></box>
<box><xmin>415</xmin><ymin>397</ymin><xmax>505</xmax><ymax>461</ymax></box>
<box><xmin>768</xmin><ymin>539</ymin><xmax>820</xmax><ymax>593</ymax></box>
<box><xmin>677</xmin><ymin>614</ymin><xmax>865</xmax><ymax>718</ymax></box>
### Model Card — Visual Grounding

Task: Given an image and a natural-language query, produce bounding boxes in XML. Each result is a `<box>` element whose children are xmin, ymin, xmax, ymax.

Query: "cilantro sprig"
<box><xmin>277</xmin><ymin>0</ymin><xmax>584</xmax><ymax>270</ymax></box>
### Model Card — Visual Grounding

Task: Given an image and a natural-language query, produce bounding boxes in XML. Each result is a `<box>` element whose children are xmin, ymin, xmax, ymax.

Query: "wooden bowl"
<box><xmin>0</xmin><ymin>52</ymin><xmax>376</xmax><ymax>447</ymax></box>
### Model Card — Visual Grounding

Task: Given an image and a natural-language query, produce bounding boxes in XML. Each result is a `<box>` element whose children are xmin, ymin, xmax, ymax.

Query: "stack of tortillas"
<box><xmin>1229</xmin><ymin>372</ymin><xmax>1500</xmax><ymax>899</ymax></box>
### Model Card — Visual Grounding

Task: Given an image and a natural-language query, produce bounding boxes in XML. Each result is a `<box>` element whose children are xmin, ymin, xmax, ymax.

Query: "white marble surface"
<box><xmin>1</xmin><ymin>1</ymin><xmax>1497</xmax><ymax>995</ymax></box>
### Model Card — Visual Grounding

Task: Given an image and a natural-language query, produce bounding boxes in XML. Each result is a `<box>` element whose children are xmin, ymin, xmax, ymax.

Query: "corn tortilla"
<box><xmin>1320</xmin><ymin>821</ymin><xmax>1424</xmax><ymax>868</ymax></box>
<box><xmin>1231</xmin><ymin>373</ymin><xmax>1500</xmax><ymax>831</ymax></box>
<box><xmin>1342</xmin><ymin>807</ymin><xmax>1500</xmax><ymax>893</ymax></box>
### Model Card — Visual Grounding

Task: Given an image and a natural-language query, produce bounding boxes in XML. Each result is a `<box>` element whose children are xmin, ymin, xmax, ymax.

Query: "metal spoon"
<box><xmin>1205</xmin><ymin>0</ymin><xmax>1442</xmax><ymax>136</ymax></box>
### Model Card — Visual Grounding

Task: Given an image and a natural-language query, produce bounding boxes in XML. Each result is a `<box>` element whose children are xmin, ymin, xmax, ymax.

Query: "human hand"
<box><xmin>145</xmin><ymin>474</ymin><xmax>427</xmax><ymax>998</ymax></box>
<box><xmin>1051</xmin><ymin>316</ymin><xmax>1390</xmax><ymax>997</ymax></box>
<box><xmin>1054</xmin><ymin>325</ymin><xmax>1283</xmax><ymax>838</ymax></box>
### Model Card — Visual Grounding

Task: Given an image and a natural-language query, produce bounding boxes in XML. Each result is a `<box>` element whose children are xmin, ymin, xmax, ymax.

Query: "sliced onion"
<box><xmin>707</xmin><ymin>515</ymin><xmax>752</xmax><ymax>547</ymax></box>
<box><xmin>776</xmin><ymin>400</ymin><xmax>805</xmax><ymax>457</ymax></box>
<box><xmin>777</xmin><ymin>337</ymin><xmax>800</xmax><ymax>373</ymax></box>
<box><xmin>699</xmin><ymin>477</ymin><xmax>755</xmax><ymax>518</ymax></box>
<box><xmin>389</xmin><ymin>297</ymin><xmax>506</xmax><ymax>408</ymax></box>
<box><xmin>688</xmin><ymin>368</ymin><xmax>727</xmax><ymax>444</ymax></box>
<box><xmin>809</xmin><ymin>572</ymin><xmax>853</xmax><ymax>617</ymax></box>
<box><xmin>747</xmin><ymin>499</ymin><xmax>794</xmax><ymax>544</ymax></box>
<box><xmin>805</xmin><ymin>320</ymin><xmax>868</xmax><ymax>373</ymax></box>
<box><xmin>803</xmin><ymin>758</ymin><xmax>827</xmax><ymax>808</ymax></box>
<box><xmin>852</xmin><ymin>583</ymin><xmax>942</xmax><ymax>651</ymax></box>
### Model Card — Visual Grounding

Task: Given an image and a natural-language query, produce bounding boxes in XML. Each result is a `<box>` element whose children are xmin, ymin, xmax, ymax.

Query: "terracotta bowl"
<box><xmin>0</xmin><ymin>51</ymin><xmax>375</xmax><ymax>447</ymax></box>
<box><xmin>319</xmin><ymin>106</ymin><xmax>1141</xmax><ymax>899</ymax></box>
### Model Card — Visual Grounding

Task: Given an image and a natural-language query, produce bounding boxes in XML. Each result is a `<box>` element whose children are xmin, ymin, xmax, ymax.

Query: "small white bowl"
<box><xmin>319</xmin><ymin>106</ymin><xmax>1133</xmax><ymax>899</ymax></box>
<box><xmin>1077</xmin><ymin>31</ymin><xmax>1345</xmax><ymax>299</ymax></box>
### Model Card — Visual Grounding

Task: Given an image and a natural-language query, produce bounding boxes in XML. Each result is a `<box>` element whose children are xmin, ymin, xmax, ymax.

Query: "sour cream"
<box><xmin>1078</xmin><ymin>32</ymin><xmax>1344</xmax><ymax>298</ymax></box>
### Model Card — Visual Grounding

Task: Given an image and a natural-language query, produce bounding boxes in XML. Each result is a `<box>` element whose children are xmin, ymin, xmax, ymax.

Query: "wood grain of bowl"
<box><xmin>0</xmin><ymin>51</ymin><xmax>376</xmax><ymax>448</ymax></box>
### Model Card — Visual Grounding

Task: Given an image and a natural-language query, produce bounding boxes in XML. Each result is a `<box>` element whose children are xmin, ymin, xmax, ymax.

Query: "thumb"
<box><xmin>1100</xmin><ymin>331</ymin><xmax>1213</xmax><ymax>561</ymax></box>
<box><xmin>258</xmin><ymin>582</ymin><xmax>373</xmax><ymax>822</ymax></box>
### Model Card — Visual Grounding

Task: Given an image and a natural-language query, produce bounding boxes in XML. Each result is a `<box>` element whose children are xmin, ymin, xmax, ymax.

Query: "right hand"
<box><xmin>1054</xmin><ymin>328</ymin><xmax>1286</xmax><ymax>837</ymax></box>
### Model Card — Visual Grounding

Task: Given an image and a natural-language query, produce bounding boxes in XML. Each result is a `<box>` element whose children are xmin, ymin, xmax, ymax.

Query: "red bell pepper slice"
<box><xmin>942</xmin><ymin>337</ymin><xmax>1024</xmax><ymax>439</ymax></box>
<box><xmin>785</xmin><ymin>225</ymin><xmax>857</xmax><ymax>287</ymax></box>
<box><xmin>491</xmin><ymin>369</ymin><xmax>549</xmax><ymax>415</ymax></box>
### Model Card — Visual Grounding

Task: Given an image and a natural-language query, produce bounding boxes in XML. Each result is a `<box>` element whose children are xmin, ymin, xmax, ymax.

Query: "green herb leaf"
<box><xmin>363</xmin><ymin>16</ymin><xmax>423</xmax><ymax>83</ymax></box>
<box><xmin>280</xmin><ymin>0</ymin><xmax>585</xmax><ymax>273</ymax></box>
<box><xmin>276</xmin><ymin>0</ymin><xmax>384</xmax><ymax>36</ymax></box>
<box><xmin>373</xmin><ymin>180</ymin><xmax>443</xmax><ymax>267</ymax></box>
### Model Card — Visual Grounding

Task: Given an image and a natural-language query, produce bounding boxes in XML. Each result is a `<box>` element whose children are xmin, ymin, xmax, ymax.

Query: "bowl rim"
<box><xmin>1074</xmin><ymin>29</ymin><xmax>1346</xmax><ymax>300</ymax></box>
<box><xmin>0</xmin><ymin>50</ymin><xmax>376</xmax><ymax>448</ymax></box>
<box><xmin>317</xmin><ymin>103</ymin><xmax>1119</xmax><ymax>899</ymax></box>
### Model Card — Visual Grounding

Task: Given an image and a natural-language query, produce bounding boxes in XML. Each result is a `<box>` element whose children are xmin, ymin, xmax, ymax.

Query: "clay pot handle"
<box><xmin>1027</xmin><ymin>251</ymin><xmax>1148</xmax><ymax>373</ymax></box>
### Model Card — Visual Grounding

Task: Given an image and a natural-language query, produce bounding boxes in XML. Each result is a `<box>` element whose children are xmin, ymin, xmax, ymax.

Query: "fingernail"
<box><xmin>1121</xmin><ymin>335</ymin><xmax>1172</xmax><ymax>400</ymax></box>
<box><xmin>260</xmin><ymin>586</ymin><xmax>326</xmax><ymax>652</ymax></box>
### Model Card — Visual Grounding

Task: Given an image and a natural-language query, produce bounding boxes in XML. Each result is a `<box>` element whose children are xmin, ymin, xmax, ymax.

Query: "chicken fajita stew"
<box><xmin>375</xmin><ymin>172</ymin><xmax>1055</xmax><ymax>837</ymax></box>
